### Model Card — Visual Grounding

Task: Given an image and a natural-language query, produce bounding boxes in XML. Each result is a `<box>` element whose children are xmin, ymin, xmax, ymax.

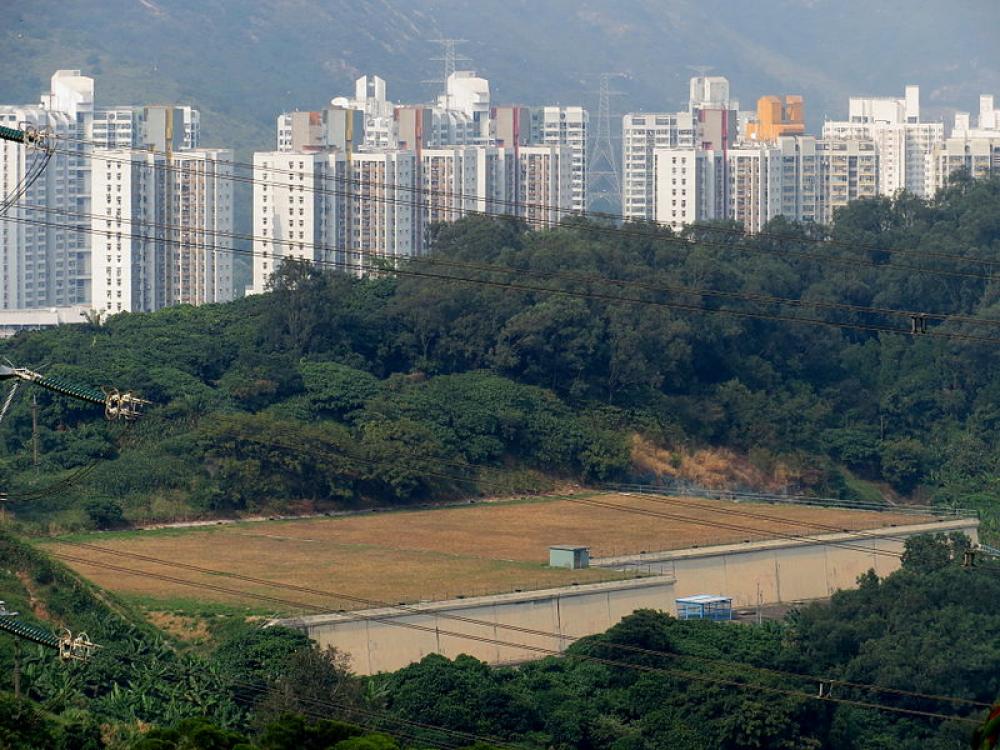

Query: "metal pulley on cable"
<box><xmin>910</xmin><ymin>313</ymin><xmax>929</xmax><ymax>335</ymax></box>
<box><xmin>0</xmin><ymin>365</ymin><xmax>150</xmax><ymax>421</ymax></box>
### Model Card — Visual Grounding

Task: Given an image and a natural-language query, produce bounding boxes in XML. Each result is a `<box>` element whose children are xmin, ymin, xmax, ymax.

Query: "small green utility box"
<box><xmin>549</xmin><ymin>545</ymin><xmax>590</xmax><ymax>569</ymax></box>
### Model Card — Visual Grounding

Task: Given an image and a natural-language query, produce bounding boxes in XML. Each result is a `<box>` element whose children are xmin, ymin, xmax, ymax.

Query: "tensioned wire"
<box><xmin>194</xmin><ymin>420</ymin><xmax>924</xmax><ymax>561</ymax></box>
<box><xmin>29</xmin><ymin>392</ymin><xmax>991</xmax><ymax>717</ymax></box>
<box><xmin>49</xmin><ymin>131</ymin><xmax>1000</xmax><ymax>270</ymax></box>
<box><xmin>41</xmin><ymin>142</ymin><xmax>1000</xmax><ymax>286</ymax></box>
<box><xmin>0</xmin><ymin>149</ymin><xmax>53</xmax><ymax>215</ymax></box>
<box><xmin>11</xmin><ymin>135</ymin><xmax>995</xmax><ymax>729</ymax></box>
<box><xmin>19</xmin><ymin>199</ymin><xmax>1000</xmax><ymax>330</ymax></box>
<box><xmin>7</xmin><ymin>213</ymin><xmax>1000</xmax><ymax>346</ymax></box>
<box><xmin>46</xmin><ymin>548</ymin><xmax>985</xmax><ymax>726</ymax></box>
<box><xmin>55</xmin><ymin>534</ymin><xmax>988</xmax><ymax>712</ymax></box>
<box><xmin>230</xmin><ymin>680</ymin><xmax>517</xmax><ymax>750</ymax></box>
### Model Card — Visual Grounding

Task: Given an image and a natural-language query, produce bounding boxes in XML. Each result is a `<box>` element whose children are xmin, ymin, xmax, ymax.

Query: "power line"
<box><xmin>232</xmin><ymin>680</ymin><xmax>507</xmax><ymax>750</ymax></box>
<box><xmin>55</xmin><ymin>537</ymin><xmax>988</xmax><ymax>711</ymax></box>
<box><xmin>197</xmin><ymin>421</ymin><xmax>926</xmax><ymax>564</ymax></box>
<box><xmin>43</xmin><ymin>143</ymin><xmax>998</xmax><ymax>297</ymax></box>
<box><xmin>616</xmin><ymin>490</ymin><xmax>972</xmax><ymax>548</ymax></box>
<box><xmin>231</xmin><ymin>690</ymin><xmax>468</xmax><ymax>750</ymax></box>
<box><xmin>1</xmin><ymin>150</ymin><xmax>53</xmax><ymax>216</ymax></box>
<box><xmin>63</xmin><ymin>146</ymin><xmax>1000</xmax><ymax>285</ymax></box>
<box><xmin>48</xmin><ymin>132</ymin><xmax>1000</xmax><ymax>273</ymax></box>
<box><xmin>46</xmin><ymin>549</ymin><xmax>982</xmax><ymax>726</ymax></box>
<box><xmin>7</xmin><ymin>212</ymin><xmax>1000</xmax><ymax>346</ymax></box>
<box><xmin>21</xmin><ymin>199</ymin><xmax>1000</xmax><ymax>331</ymax></box>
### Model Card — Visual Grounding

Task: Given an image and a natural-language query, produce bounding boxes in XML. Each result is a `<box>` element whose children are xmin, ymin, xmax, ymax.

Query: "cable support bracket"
<box><xmin>57</xmin><ymin>628</ymin><xmax>100</xmax><ymax>662</ymax></box>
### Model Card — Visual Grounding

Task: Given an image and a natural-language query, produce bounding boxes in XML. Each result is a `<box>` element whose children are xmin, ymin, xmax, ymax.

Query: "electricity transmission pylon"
<box><xmin>425</xmin><ymin>38</ymin><xmax>471</xmax><ymax>103</ymax></box>
<box><xmin>588</xmin><ymin>73</ymin><xmax>624</xmax><ymax>216</ymax></box>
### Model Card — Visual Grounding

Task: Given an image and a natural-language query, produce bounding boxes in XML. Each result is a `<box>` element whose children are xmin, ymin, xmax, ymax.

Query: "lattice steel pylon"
<box><xmin>588</xmin><ymin>74</ymin><xmax>624</xmax><ymax>216</ymax></box>
<box><xmin>425</xmin><ymin>38</ymin><xmax>471</xmax><ymax>104</ymax></box>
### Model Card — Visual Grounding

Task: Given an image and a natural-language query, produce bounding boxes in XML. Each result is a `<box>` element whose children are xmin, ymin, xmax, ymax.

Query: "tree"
<box><xmin>879</xmin><ymin>438</ymin><xmax>928</xmax><ymax>493</ymax></box>
<box><xmin>130</xmin><ymin>717</ymin><xmax>248</xmax><ymax>750</ymax></box>
<box><xmin>253</xmin><ymin>645</ymin><xmax>362</xmax><ymax>728</ymax></box>
<box><xmin>83</xmin><ymin>498</ymin><xmax>126</xmax><ymax>530</ymax></box>
<box><xmin>257</xmin><ymin>714</ymin><xmax>363</xmax><ymax>750</ymax></box>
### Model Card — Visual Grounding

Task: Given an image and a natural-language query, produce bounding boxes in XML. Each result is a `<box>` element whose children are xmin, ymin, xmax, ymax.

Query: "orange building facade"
<box><xmin>745</xmin><ymin>95</ymin><xmax>805</xmax><ymax>141</ymax></box>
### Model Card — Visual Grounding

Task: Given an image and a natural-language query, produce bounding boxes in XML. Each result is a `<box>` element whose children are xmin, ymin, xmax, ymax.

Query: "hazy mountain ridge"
<box><xmin>2</xmin><ymin>0</ymin><xmax>997</xmax><ymax>160</ymax></box>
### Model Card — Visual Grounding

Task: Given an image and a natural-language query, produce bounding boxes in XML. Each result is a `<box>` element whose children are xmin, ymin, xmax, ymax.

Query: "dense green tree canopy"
<box><xmin>2</xmin><ymin>179</ymin><xmax>1000</xmax><ymax>534</ymax></box>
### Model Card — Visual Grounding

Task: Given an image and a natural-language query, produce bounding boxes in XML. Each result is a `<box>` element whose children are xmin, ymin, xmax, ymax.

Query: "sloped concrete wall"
<box><xmin>278</xmin><ymin>518</ymin><xmax>978</xmax><ymax>674</ymax></box>
<box><xmin>594</xmin><ymin>518</ymin><xmax>980</xmax><ymax>607</ymax></box>
<box><xmin>279</xmin><ymin>576</ymin><xmax>677</xmax><ymax>675</ymax></box>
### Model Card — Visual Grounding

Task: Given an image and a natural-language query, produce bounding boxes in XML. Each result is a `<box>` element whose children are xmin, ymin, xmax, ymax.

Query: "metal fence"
<box><xmin>602</xmin><ymin>482</ymin><xmax>980</xmax><ymax>520</ymax></box>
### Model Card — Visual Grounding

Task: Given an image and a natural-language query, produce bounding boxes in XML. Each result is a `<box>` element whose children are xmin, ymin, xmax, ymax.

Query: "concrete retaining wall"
<box><xmin>594</xmin><ymin>518</ymin><xmax>980</xmax><ymax>607</ymax></box>
<box><xmin>278</xmin><ymin>517</ymin><xmax>978</xmax><ymax>674</ymax></box>
<box><xmin>277</xmin><ymin>575</ymin><xmax>677</xmax><ymax>675</ymax></box>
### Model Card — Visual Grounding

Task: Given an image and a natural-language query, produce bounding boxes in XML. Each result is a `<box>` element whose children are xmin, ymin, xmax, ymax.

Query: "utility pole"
<box><xmin>13</xmin><ymin>637</ymin><xmax>20</xmax><ymax>699</ymax></box>
<box><xmin>1</xmin><ymin>603</ymin><xmax>19</xmax><ymax>698</ymax></box>
<box><xmin>31</xmin><ymin>394</ymin><xmax>38</xmax><ymax>467</ymax></box>
<box><xmin>588</xmin><ymin>74</ymin><xmax>624</xmax><ymax>215</ymax></box>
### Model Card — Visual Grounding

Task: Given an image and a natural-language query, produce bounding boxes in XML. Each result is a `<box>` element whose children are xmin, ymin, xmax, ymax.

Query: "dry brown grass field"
<box><xmin>41</xmin><ymin>493</ymin><xmax>934</xmax><ymax>616</ymax></box>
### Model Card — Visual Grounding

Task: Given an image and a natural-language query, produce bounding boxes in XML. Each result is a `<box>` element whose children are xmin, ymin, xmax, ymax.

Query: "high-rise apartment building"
<box><xmin>815</xmin><ymin>139</ymin><xmax>879</xmax><ymax>223</ymax></box>
<box><xmin>420</xmin><ymin>146</ymin><xmax>515</xmax><ymax>223</ymax></box>
<box><xmin>0</xmin><ymin>105</ymin><xmax>80</xmax><ymax>309</ymax></box>
<box><xmin>927</xmin><ymin>136</ymin><xmax>1000</xmax><ymax>191</ymax></box>
<box><xmin>168</xmin><ymin>149</ymin><xmax>234</xmax><ymax>307</ymax></box>
<box><xmin>688</xmin><ymin>76</ymin><xmax>739</xmax><ymax>151</ymax></box>
<box><xmin>1</xmin><ymin>70</ymin><xmax>219</xmax><ymax>317</ymax></box>
<box><xmin>775</xmin><ymin>136</ymin><xmax>820</xmax><ymax>223</ymax></box>
<box><xmin>90</xmin><ymin>146</ymin><xmax>233</xmax><ymax>315</ymax></box>
<box><xmin>250</xmin><ymin>151</ymin><xmax>348</xmax><ymax>294</ymax></box>
<box><xmin>621</xmin><ymin>112</ymin><xmax>696</xmax><ymax>221</ymax></box>
<box><xmin>517</xmin><ymin>145</ymin><xmax>574</xmax><ymax>229</ymax></box>
<box><xmin>250</xmin><ymin>142</ymin><xmax>556</xmax><ymax>291</ymax></box>
<box><xmin>653</xmin><ymin>135</ymin><xmax>876</xmax><ymax>231</ymax></box>
<box><xmin>90</xmin><ymin>150</ymin><xmax>162</xmax><ymax>314</ymax></box>
<box><xmin>531</xmin><ymin>106</ymin><xmax>588</xmax><ymax>213</ymax></box>
<box><xmin>0</xmin><ymin>70</ymin><xmax>95</xmax><ymax>310</ymax></box>
<box><xmin>822</xmin><ymin>86</ymin><xmax>942</xmax><ymax>198</ymax></box>
<box><xmin>727</xmin><ymin>145</ymin><xmax>784</xmax><ymax>233</ymax></box>
<box><xmin>653</xmin><ymin>149</ymin><xmax>723</xmax><ymax>230</ymax></box>
<box><xmin>276</xmin><ymin>107</ymin><xmax>365</xmax><ymax>153</ymax></box>
<box><xmin>254</xmin><ymin>70</ymin><xmax>588</xmax><ymax>293</ymax></box>
<box><xmin>622</xmin><ymin>76</ymin><xmax>741</xmax><ymax>222</ymax></box>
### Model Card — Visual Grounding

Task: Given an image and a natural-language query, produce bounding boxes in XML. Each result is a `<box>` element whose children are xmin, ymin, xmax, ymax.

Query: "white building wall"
<box><xmin>824</xmin><ymin>87</ymin><xmax>943</xmax><ymax>198</ymax></box>
<box><xmin>776</xmin><ymin>136</ymin><xmax>820</xmax><ymax>223</ymax></box>
<box><xmin>169</xmin><ymin>149</ymin><xmax>233</xmax><ymax>306</ymax></box>
<box><xmin>349</xmin><ymin>151</ymin><xmax>418</xmax><ymax>271</ymax></box>
<box><xmin>90</xmin><ymin>150</ymin><xmax>161</xmax><ymax>315</ymax></box>
<box><xmin>927</xmin><ymin>136</ymin><xmax>1000</xmax><ymax>192</ymax></box>
<box><xmin>653</xmin><ymin>148</ymin><xmax>723</xmax><ymax>230</ymax></box>
<box><xmin>727</xmin><ymin>145</ymin><xmax>783</xmax><ymax>233</ymax></box>
<box><xmin>816</xmin><ymin>139</ymin><xmax>879</xmax><ymax>224</ymax></box>
<box><xmin>251</xmin><ymin>151</ymin><xmax>343</xmax><ymax>293</ymax></box>
<box><xmin>532</xmin><ymin>106</ymin><xmax>588</xmax><ymax>213</ymax></box>
<box><xmin>0</xmin><ymin>106</ymin><xmax>82</xmax><ymax>309</ymax></box>
<box><xmin>518</xmin><ymin>145</ymin><xmax>573</xmax><ymax>229</ymax></box>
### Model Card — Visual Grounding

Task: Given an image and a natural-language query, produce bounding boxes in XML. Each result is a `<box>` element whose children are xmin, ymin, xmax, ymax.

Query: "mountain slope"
<box><xmin>1</xmin><ymin>0</ymin><xmax>996</xmax><ymax>158</ymax></box>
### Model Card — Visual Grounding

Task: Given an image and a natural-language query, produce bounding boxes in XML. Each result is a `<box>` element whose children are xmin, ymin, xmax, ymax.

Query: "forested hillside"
<box><xmin>2</xmin><ymin>176</ymin><xmax>1000</xmax><ymax>537</ymax></box>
